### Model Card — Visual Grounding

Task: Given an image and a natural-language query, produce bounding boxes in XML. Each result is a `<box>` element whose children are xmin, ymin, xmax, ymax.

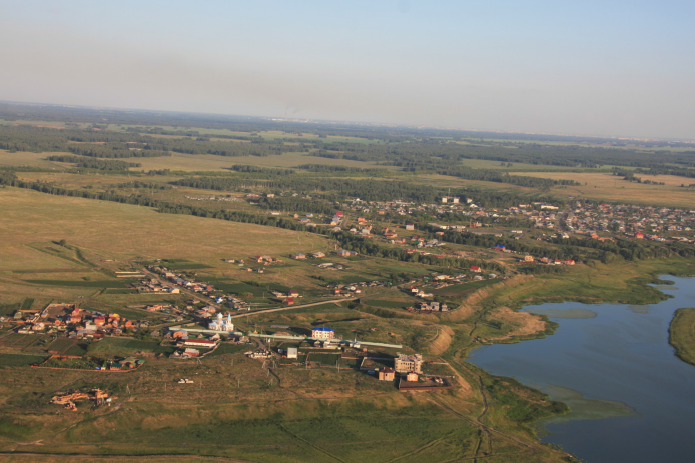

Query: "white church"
<box><xmin>208</xmin><ymin>312</ymin><xmax>235</xmax><ymax>332</ymax></box>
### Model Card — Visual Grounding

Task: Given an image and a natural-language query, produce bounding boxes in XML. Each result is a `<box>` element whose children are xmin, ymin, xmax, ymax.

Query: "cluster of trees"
<box><xmin>142</xmin><ymin>138</ymin><xmax>302</xmax><ymax>157</ymax></box>
<box><xmin>294</xmin><ymin>164</ymin><xmax>384</xmax><ymax>173</ymax></box>
<box><xmin>311</xmin><ymin>137</ymin><xmax>695</xmax><ymax>177</ymax></box>
<box><xmin>612</xmin><ymin>170</ymin><xmax>667</xmax><ymax>185</ymax></box>
<box><xmin>439</xmin><ymin>166</ymin><xmax>578</xmax><ymax>189</ymax></box>
<box><xmin>46</xmin><ymin>155</ymin><xmax>141</xmax><ymax>171</ymax></box>
<box><xmin>173</xmin><ymin>176</ymin><xmax>443</xmax><ymax>202</ymax></box>
<box><xmin>68</xmin><ymin>143</ymin><xmax>170</xmax><ymax>159</ymax></box>
<box><xmin>0</xmin><ymin>126</ymin><xmax>71</xmax><ymax>152</ymax></box>
<box><xmin>114</xmin><ymin>181</ymin><xmax>172</xmax><ymax>190</ymax></box>
<box><xmin>228</xmin><ymin>165</ymin><xmax>295</xmax><ymax>175</ymax></box>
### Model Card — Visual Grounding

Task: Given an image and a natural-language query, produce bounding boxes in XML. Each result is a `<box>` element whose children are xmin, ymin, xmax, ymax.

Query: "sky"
<box><xmin>1</xmin><ymin>0</ymin><xmax>694</xmax><ymax>139</ymax></box>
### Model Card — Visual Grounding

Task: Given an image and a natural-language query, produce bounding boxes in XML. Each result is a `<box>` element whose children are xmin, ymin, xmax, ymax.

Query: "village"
<box><xmin>251</xmin><ymin>193</ymin><xmax>695</xmax><ymax>245</ymax></box>
<box><xmin>1</xmin><ymin>296</ymin><xmax>453</xmax><ymax>392</ymax></box>
<box><xmin>1</xmin><ymin>192</ymin><xmax>693</xmax><ymax>407</ymax></box>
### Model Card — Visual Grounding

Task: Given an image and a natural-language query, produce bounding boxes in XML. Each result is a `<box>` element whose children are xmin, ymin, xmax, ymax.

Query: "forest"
<box><xmin>2</xmin><ymin>102</ymin><xmax>695</xmax><ymax>180</ymax></box>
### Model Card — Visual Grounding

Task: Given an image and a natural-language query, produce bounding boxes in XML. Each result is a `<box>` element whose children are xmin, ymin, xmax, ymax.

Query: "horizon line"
<box><xmin>1</xmin><ymin>99</ymin><xmax>693</xmax><ymax>144</ymax></box>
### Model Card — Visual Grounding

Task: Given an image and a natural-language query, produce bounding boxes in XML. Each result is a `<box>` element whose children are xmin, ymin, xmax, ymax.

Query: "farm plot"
<box><xmin>48</xmin><ymin>338</ymin><xmax>79</xmax><ymax>355</ymax></box>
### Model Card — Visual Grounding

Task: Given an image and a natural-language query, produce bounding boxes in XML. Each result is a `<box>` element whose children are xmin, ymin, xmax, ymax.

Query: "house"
<box><xmin>337</xmin><ymin>250</ymin><xmax>357</xmax><ymax>257</ymax></box>
<box><xmin>470</xmin><ymin>266</ymin><xmax>482</xmax><ymax>273</ymax></box>
<box><xmin>523</xmin><ymin>255</ymin><xmax>534</xmax><ymax>262</ymax></box>
<box><xmin>288</xmin><ymin>289</ymin><xmax>299</xmax><ymax>297</ymax></box>
<box><xmin>183</xmin><ymin>339</ymin><xmax>217</xmax><ymax>348</ymax></box>
<box><xmin>379</xmin><ymin>367</ymin><xmax>396</xmax><ymax>381</ymax></box>
<box><xmin>405</xmin><ymin>223</ymin><xmax>415</xmax><ymax>231</ymax></box>
<box><xmin>183</xmin><ymin>348</ymin><xmax>200</xmax><ymax>357</ymax></box>
<box><xmin>311</xmin><ymin>327</ymin><xmax>335</xmax><ymax>340</ymax></box>
<box><xmin>171</xmin><ymin>329</ymin><xmax>188</xmax><ymax>339</ymax></box>
<box><xmin>290</xmin><ymin>253</ymin><xmax>306</xmax><ymax>260</ymax></box>
<box><xmin>284</xmin><ymin>297</ymin><xmax>294</xmax><ymax>306</ymax></box>
<box><xmin>493</xmin><ymin>244</ymin><xmax>506</xmax><ymax>251</ymax></box>
<box><xmin>312</xmin><ymin>251</ymin><xmax>325</xmax><ymax>258</ymax></box>
<box><xmin>394</xmin><ymin>353</ymin><xmax>423</xmax><ymax>374</ymax></box>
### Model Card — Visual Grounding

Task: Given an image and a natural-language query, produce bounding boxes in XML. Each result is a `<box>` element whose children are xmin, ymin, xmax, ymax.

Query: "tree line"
<box><xmin>46</xmin><ymin>155</ymin><xmax>141</xmax><ymax>171</ymax></box>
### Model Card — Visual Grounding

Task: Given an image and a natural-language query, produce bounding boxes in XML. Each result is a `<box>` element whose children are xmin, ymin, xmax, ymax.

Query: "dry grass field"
<box><xmin>0</xmin><ymin>149</ymin><xmax>394</xmax><ymax>173</ymax></box>
<box><xmin>0</xmin><ymin>187</ymin><xmax>326</xmax><ymax>269</ymax></box>
<box><xmin>0</xmin><ymin>150</ymin><xmax>69</xmax><ymax>169</ymax></box>
<box><xmin>413</xmin><ymin>173</ymin><xmax>540</xmax><ymax>193</ymax></box>
<box><xmin>513</xmin><ymin>171</ymin><xmax>695</xmax><ymax>207</ymax></box>
<box><xmin>0</xmin><ymin>334</ymin><xmax>567</xmax><ymax>463</ymax></box>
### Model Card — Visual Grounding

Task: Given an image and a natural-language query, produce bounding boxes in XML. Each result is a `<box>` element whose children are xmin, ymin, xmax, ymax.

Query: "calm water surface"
<box><xmin>468</xmin><ymin>276</ymin><xmax>695</xmax><ymax>463</ymax></box>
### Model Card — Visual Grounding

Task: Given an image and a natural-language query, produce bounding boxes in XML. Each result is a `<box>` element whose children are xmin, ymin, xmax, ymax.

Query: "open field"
<box><xmin>0</xmin><ymin>187</ymin><xmax>326</xmax><ymax>268</ymax></box>
<box><xmin>85</xmin><ymin>337</ymin><xmax>165</xmax><ymax>357</ymax></box>
<box><xmin>0</xmin><ymin>353</ymin><xmax>48</xmax><ymax>367</ymax></box>
<box><xmin>0</xmin><ymin>150</ymin><xmax>69</xmax><ymax>169</ymax></box>
<box><xmin>669</xmin><ymin>308</ymin><xmax>695</xmax><ymax>367</ymax></box>
<box><xmin>516</xmin><ymin>171</ymin><xmax>695</xmax><ymax>207</ymax></box>
<box><xmin>412</xmin><ymin>173</ymin><xmax>541</xmax><ymax>194</ymax></box>
<box><xmin>457</xmin><ymin>157</ymin><xmax>613</xmax><ymax>172</ymax></box>
<box><xmin>108</xmin><ymin>126</ymin><xmax>390</xmax><ymax>144</ymax></box>
<box><xmin>0</xmin><ymin>346</ymin><xmax>566</xmax><ymax>462</ymax></box>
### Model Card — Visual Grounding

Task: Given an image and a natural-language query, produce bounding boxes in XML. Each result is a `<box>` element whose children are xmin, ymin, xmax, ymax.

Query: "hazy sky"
<box><xmin>1</xmin><ymin>0</ymin><xmax>693</xmax><ymax>139</ymax></box>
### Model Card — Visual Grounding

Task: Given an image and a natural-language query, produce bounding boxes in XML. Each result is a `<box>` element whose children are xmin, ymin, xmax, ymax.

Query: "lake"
<box><xmin>468</xmin><ymin>276</ymin><xmax>695</xmax><ymax>463</ymax></box>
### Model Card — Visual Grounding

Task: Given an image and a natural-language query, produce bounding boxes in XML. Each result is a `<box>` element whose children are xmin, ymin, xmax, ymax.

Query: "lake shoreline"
<box><xmin>468</xmin><ymin>275</ymin><xmax>695</xmax><ymax>463</ymax></box>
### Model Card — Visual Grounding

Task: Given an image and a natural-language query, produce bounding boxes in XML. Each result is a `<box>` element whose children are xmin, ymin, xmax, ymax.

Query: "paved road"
<box><xmin>141</xmin><ymin>266</ymin><xmax>359</xmax><ymax>319</ymax></box>
<box><xmin>229</xmin><ymin>298</ymin><xmax>357</xmax><ymax>319</ymax></box>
